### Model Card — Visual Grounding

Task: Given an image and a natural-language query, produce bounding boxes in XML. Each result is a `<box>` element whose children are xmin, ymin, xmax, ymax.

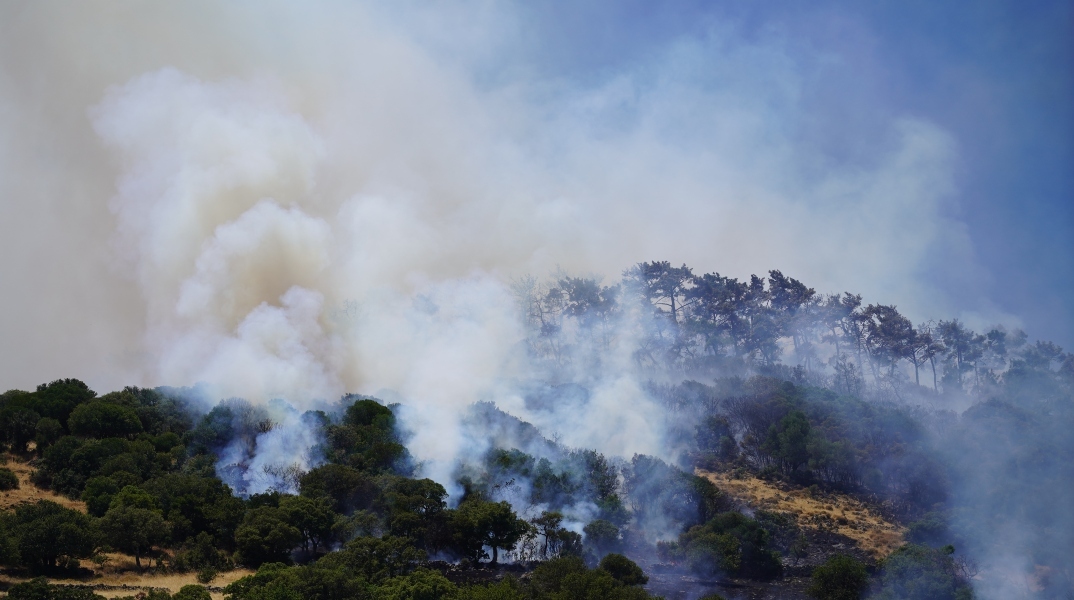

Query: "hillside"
<box><xmin>698</xmin><ymin>469</ymin><xmax>905</xmax><ymax>559</ymax></box>
<box><xmin>0</xmin><ymin>453</ymin><xmax>85</xmax><ymax>514</ymax></box>
<box><xmin>0</xmin><ymin>453</ymin><xmax>253</xmax><ymax>599</ymax></box>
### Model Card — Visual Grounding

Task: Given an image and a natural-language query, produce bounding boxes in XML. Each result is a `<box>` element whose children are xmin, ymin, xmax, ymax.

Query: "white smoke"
<box><xmin>1</xmin><ymin>3</ymin><xmax>998</xmax><ymax>501</ymax></box>
<box><xmin>86</xmin><ymin>67</ymin><xmax>682</xmax><ymax>498</ymax></box>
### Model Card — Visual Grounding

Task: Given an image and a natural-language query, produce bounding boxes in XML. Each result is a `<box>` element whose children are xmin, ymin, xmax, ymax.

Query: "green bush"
<box><xmin>0</xmin><ymin>467</ymin><xmax>19</xmax><ymax>490</ymax></box>
<box><xmin>67</xmin><ymin>402</ymin><xmax>143</xmax><ymax>439</ymax></box>
<box><xmin>807</xmin><ymin>554</ymin><xmax>868</xmax><ymax>600</ymax></box>
<box><xmin>678</xmin><ymin>512</ymin><xmax>783</xmax><ymax>580</ymax></box>
<box><xmin>583</xmin><ymin>519</ymin><xmax>621</xmax><ymax>556</ymax></box>
<box><xmin>871</xmin><ymin>544</ymin><xmax>974</xmax><ymax>600</ymax></box>
<box><xmin>599</xmin><ymin>553</ymin><xmax>648</xmax><ymax>585</ymax></box>
<box><xmin>173</xmin><ymin>585</ymin><xmax>211</xmax><ymax>600</ymax></box>
<box><xmin>7</xmin><ymin>577</ymin><xmax>105</xmax><ymax>600</ymax></box>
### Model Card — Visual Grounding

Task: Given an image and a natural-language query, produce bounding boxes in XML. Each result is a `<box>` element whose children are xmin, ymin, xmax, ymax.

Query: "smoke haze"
<box><xmin>2</xmin><ymin>5</ymin><xmax>1072</xmax><ymax>596</ymax></box>
<box><xmin>1</xmin><ymin>1</ymin><xmax>1006</xmax><ymax>395</ymax></box>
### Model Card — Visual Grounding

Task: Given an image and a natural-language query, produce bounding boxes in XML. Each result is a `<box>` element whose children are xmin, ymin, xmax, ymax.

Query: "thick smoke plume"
<box><xmin>1</xmin><ymin>5</ymin><xmax>1063</xmax><ymax>597</ymax></box>
<box><xmin>0</xmin><ymin>2</ymin><xmax>1001</xmax><ymax>396</ymax></box>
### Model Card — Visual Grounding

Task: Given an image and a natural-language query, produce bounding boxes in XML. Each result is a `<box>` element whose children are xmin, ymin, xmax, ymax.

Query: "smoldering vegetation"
<box><xmin>510</xmin><ymin>263</ymin><xmax>1072</xmax><ymax>598</ymax></box>
<box><xmin>0</xmin><ymin>263</ymin><xmax>1069</xmax><ymax>599</ymax></box>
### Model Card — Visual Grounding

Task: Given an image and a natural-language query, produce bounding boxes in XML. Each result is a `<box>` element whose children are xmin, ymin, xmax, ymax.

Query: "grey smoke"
<box><xmin>1</xmin><ymin>4</ymin><xmax>1055</xmax><ymax>596</ymax></box>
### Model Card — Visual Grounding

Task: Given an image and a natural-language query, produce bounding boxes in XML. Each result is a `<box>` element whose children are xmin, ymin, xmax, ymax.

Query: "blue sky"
<box><xmin>494</xmin><ymin>0</ymin><xmax>1074</xmax><ymax>345</ymax></box>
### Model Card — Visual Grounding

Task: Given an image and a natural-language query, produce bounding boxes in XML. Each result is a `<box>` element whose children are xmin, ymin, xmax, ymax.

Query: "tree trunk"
<box><xmin>492</xmin><ymin>545</ymin><xmax>499</xmax><ymax>564</ymax></box>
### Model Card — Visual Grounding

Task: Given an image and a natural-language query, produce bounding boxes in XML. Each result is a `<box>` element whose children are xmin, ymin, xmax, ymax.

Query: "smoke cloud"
<box><xmin>3</xmin><ymin>5</ymin><xmax>1068</xmax><ymax>595</ymax></box>
<box><xmin>0</xmin><ymin>3</ymin><xmax>996</xmax><ymax>395</ymax></box>
<box><xmin>0</xmin><ymin>0</ymin><xmax>995</xmax><ymax>500</ymax></box>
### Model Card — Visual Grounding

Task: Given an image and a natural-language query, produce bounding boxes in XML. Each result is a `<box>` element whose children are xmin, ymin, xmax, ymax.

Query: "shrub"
<box><xmin>173</xmin><ymin>585</ymin><xmax>211</xmax><ymax>600</ymax></box>
<box><xmin>808</xmin><ymin>554</ymin><xmax>868</xmax><ymax>600</ymax></box>
<box><xmin>0</xmin><ymin>467</ymin><xmax>19</xmax><ymax>490</ymax></box>
<box><xmin>583</xmin><ymin>519</ymin><xmax>621</xmax><ymax>556</ymax></box>
<box><xmin>677</xmin><ymin>512</ymin><xmax>783</xmax><ymax>580</ymax></box>
<box><xmin>599</xmin><ymin>553</ymin><xmax>648</xmax><ymax>585</ymax></box>
<box><xmin>7</xmin><ymin>577</ymin><xmax>104</xmax><ymax>600</ymax></box>
<box><xmin>871</xmin><ymin>544</ymin><xmax>974</xmax><ymax>600</ymax></box>
<box><xmin>196</xmin><ymin>567</ymin><xmax>218</xmax><ymax>584</ymax></box>
<box><xmin>68</xmin><ymin>402</ymin><xmax>143</xmax><ymax>439</ymax></box>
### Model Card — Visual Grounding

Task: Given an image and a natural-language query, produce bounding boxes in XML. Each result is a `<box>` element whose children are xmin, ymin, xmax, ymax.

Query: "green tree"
<box><xmin>1</xmin><ymin>407</ymin><xmax>41</xmax><ymax>453</ymax></box>
<box><xmin>224</xmin><ymin>560</ymin><xmax>369</xmax><ymax>600</ymax></box>
<box><xmin>871</xmin><ymin>544</ymin><xmax>974</xmax><ymax>600</ymax></box>
<box><xmin>761</xmin><ymin>410</ymin><xmax>811</xmax><ymax>476</ymax></box>
<box><xmin>677</xmin><ymin>512</ymin><xmax>782</xmax><ymax>580</ymax></box>
<box><xmin>528</xmin><ymin>556</ymin><xmax>588</xmax><ymax>596</ymax></box>
<box><xmin>377</xmin><ymin>568</ymin><xmax>457</xmax><ymax>600</ymax></box>
<box><xmin>34</xmin><ymin>379</ymin><xmax>96</xmax><ymax>419</ymax></box>
<box><xmin>68</xmin><ymin>402</ymin><xmax>143</xmax><ymax>439</ymax></box>
<box><xmin>0</xmin><ymin>467</ymin><xmax>19</xmax><ymax>491</ymax></box>
<box><xmin>532</xmin><ymin>511</ymin><xmax>564</xmax><ymax>558</ymax></box>
<box><xmin>0</xmin><ymin>515</ymin><xmax>19</xmax><ymax>565</ymax></box>
<box><xmin>34</xmin><ymin>417</ymin><xmax>64</xmax><ymax>453</ymax></box>
<box><xmin>696</xmin><ymin>415</ymin><xmax>737</xmax><ymax>462</ymax></box>
<box><xmin>582</xmin><ymin>519</ymin><xmax>621</xmax><ymax>556</ymax></box>
<box><xmin>173</xmin><ymin>531</ymin><xmax>230</xmax><ymax>572</ymax></box>
<box><xmin>318</xmin><ymin>535</ymin><xmax>426</xmax><ymax>584</ymax></box>
<box><xmin>384</xmin><ymin>478</ymin><xmax>448</xmax><ymax>551</ymax></box>
<box><xmin>456</xmin><ymin>578</ymin><xmax>524</xmax><ymax>600</ymax></box>
<box><xmin>807</xmin><ymin>554</ymin><xmax>868</xmax><ymax>600</ymax></box>
<box><xmin>235</xmin><ymin>507</ymin><xmax>302</xmax><ymax>567</ymax></box>
<box><xmin>99</xmin><ymin>504</ymin><xmax>169</xmax><ymax>569</ymax></box>
<box><xmin>81</xmin><ymin>477</ymin><xmax>120</xmax><ymax>517</ymax></box>
<box><xmin>10</xmin><ymin>500</ymin><xmax>98</xmax><ymax>570</ymax></box>
<box><xmin>279</xmin><ymin>495</ymin><xmax>336</xmax><ymax>555</ymax></box>
<box><xmin>110</xmin><ymin>485</ymin><xmax>159</xmax><ymax>511</ymax></box>
<box><xmin>172</xmin><ymin>585</ymin><xmax>211</xmax><ymax>600</ymax></box>
<box><xmin>299</xmin><ymin>464</ymin><xmax>378</xmax><ymax>514</ymax></box>
<box><xmin>140</xmin><ymin>473</ymin><xmax>245</xmax><ymax>546</ymax></box>
<box><xmin>862</xmin><ymin>304</ymin><xmax>915</xmax><ymax>381</ymax></box>
<box><xmin>599</xmin><ymin>553</ymin><xmax>648</xmax><ymax>585</ymax></box>
<box><xmin>453</xmin><ymin>500</ymin><xmax>529</xmax><ymax>564</ymax></box>
<box><xmin>534</xmin><ymin>558</ymin><xmax>652</xmax><ymax>600</ymax></box>
<box><xmin>7</xmin><ymin>577</ymin><xmax>105</xmax><ymax>600</ymax></box>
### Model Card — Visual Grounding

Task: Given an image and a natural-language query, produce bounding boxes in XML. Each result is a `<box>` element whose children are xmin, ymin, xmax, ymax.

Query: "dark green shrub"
<box><xmin>583</xmin><ymin>519</ymin><xmax>621</xmax><ymax>556</ymax></box>
<box><xmin>173</xmin><ymin>585</ymin><xmax>211</xmax><ymax>600</ymax></box>
<box><xmin>599</xmin><ymin>553</ymin><xmax>648</xmax><ymax>585</ymax></box>
<box><xmin>68</xmin><ymin>402</ymin><xmax>143</xmax><ymax>439</ymax></box>
<box><xmin>7</xmin><ymin>577</ymin><xmax>105</xmax><ymax>600</ymax></box>
<box><xmin>807</xmin><ymin>554</ymin><xmax>868</xmax><ymax>600</ymax></box>
<box><xmin>0</xmin><ymin>467</ymin><xmax>19</xmax><ymax>490</ymax></box>
<box><xmin>677</xmin><ymin>512</ymin><xmax>783</xmax><ymax>580</ymax></box>
<box><xmin>871</xmin><ymin>544</ymin><xmax>974</xmax><ymax>600</ymax></box>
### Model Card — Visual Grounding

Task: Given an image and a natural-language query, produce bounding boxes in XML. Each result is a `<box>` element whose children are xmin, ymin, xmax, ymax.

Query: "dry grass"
<box><xmin>0</xmin><ymin>564</ymin><xmax>255</xmax><ymax>600</ymax></box>
<box><xmin>698</xmin><ymin>469</ymin><xmax>905</xmax><ymax>558</ymax></box>
<box><xmin>0</xmin><ymin>453</ymin><xmax>86</xmax><ymax>512</ymax></box>
<box><xmin>0</xmin><ymin>454</ymin><xmax>255</xmax><ymax>599</ymax></box>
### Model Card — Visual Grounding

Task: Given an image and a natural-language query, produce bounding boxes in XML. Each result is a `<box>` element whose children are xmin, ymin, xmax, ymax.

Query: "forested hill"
<box><xmin>516</xmin><ymin>261</ymin><xmax>1071</xmax><ymax>400</ymax></box>
<box><xmin>0</xmin><ymin>262</ymin><xmax>1070</xmax><ymax>599</ymax></box>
